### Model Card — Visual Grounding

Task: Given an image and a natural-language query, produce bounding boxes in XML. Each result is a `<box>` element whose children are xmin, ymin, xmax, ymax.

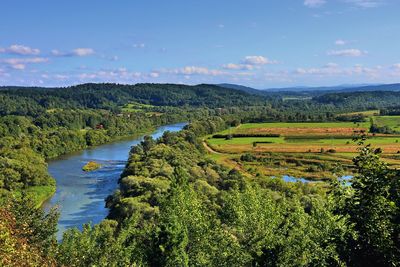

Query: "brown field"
<box><xmin>242</xmin><ymin>127</ymin><xmax>366</xmax><ymax>136</ymax></box>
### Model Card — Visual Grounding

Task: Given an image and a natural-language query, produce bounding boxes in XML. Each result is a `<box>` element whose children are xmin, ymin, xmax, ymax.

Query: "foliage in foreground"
<box><xmin>0</xmin><ymin>197</ymin><xmax>58</xmax><ymax>267</ymax></box>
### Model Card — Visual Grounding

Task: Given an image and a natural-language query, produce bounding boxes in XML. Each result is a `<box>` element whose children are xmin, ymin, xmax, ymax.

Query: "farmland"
<box><xmin>373</xmin><ymin>115</ymin><xmax>400</xmax><ymax>132</ymax></box>
<box><xmin>205</xmin><ymin>118</ymin><xmax>400</xmax><ymax>181</ymax></box>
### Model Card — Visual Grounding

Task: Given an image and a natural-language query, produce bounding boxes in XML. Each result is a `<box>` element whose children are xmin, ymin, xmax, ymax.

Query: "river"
<box><xmin>44</xmin><ymin>123</ymin><xmax>186</xmax><ymax>240</ymax></box>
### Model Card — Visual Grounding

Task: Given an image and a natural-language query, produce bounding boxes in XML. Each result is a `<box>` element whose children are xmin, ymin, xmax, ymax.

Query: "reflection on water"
<box><xmin>281</xmin><ymin>175</ymin><xmax>353</xmax><ymax>184</ymax></box>
<box><xmin>44</xmin><ymin>123</ymin><xmax>186</xmax><ymax>240</ymax></box>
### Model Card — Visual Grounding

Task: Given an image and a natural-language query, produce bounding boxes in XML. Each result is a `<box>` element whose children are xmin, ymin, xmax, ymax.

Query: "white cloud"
<box><xmin>218</xmin><ymin>24</ymin><xmax>225</xmax><ymax>28</ymax></box>
<box><xmin>325</xmin><ymin>62</ymin><xmax>339</xmax><ymax>68</ymax></box>
<box><xmin>150</xmin><ymin>72</ymin><xmax>159</xmax><ymax>78</ymax></box>
<box><xmin>51</xmin><ymin>50</ymin><xmax>62</xmax><ymax>56</ymax></box>
<box><xmin>242</xmin><ymin>56</ymin><xmax>277</xmax><ymax>65</ymax></box>
<box><xmin>0</xmin><ymin>68</ymin><xmax>10</xmax><ymax>77</ymax></box>
<box><xmin>55</xmin><ymin>74</ymin><xmax>69</xmax><ymax>80</ymax></box>
<box><xmin>344</xmin><ymin>0</ymin><xmax>383</xmax><ymax>8</ymax></box>
<box><xmin>51</xmin><ymin>49</ymin><xmax>65</xmax><ymax>56</ymax></box>
<box><xmin>51</xmin><ymin>48</ymin><xmax>95</xmax><ymax>57</ymax></box>
<box><xmin>77</xmin><ymin>68</ymin><xmax>147</xmax><ymax>82</ymax></box>
<box><xmin>392</xmin><ymin>63</ymin><xmax>400</xmax><ymax>70</ymax></box>
<box><xmin>327</xmin><ymin>49</ymin><xmax>367</xmax><ymax>57</ymax></box>
<box><xmin>72</xmin><ymin>48</ymin><xmax>95</xmax><ymax>56</ymax></box>
<box><xmin>11</xmin><ymin>64</ymin><xmax>26</xmax><ymax>70</ymax></box>
<box><xmin>161</xmin><ymin>66</ymin><xmax>226</xmax><ymax>76</ymax></box>
<box><xmin>78</xmin><ymin>73</ymin><xmax>97</xmax><ymax>79</ymax></box>
<box><xmin>295</xmin><ymin>63</ymin><xmax>382</xmax><ymax>78</ymax></box>
<box><xmin>1</xmin><ymin>57</ymin><xmax>49</xmax><ymax>70</ymax></box>
<box><xmin>2</xmin><ymin>58</ymin><xmax>49</xmax><ymax>64</ymax></box>
<box><xmin>222</xmin><ymin>56</ymin><xmax>277</xmax><ymax>71</ymax></box>
<box><xmin>133</xmin><ymin>43</ymin><xmax>146</xmax><ymax>48</ymax></box>
<box><xmin>0</xmin><ymin>44</ymin><xmax>40</xmax><ymax>55</ymax></box>
<box><xmin>335</xmin><ymin>39</ymin><xmax>347</xmax><ymax>46</ymax></box>
<box><xmin>223</xmin><ymin>63</ymin><xmax>254</xmax><ymax>70</ymax></box>
<box><xmin>295</xmin><ymin>67</ymin><xmax>342</xmax><ymax>75</ymax></box>
<box><xmin>304</xmin><ymin>0</ymin><xmax>326</xmax><ymax>8</ymax></box>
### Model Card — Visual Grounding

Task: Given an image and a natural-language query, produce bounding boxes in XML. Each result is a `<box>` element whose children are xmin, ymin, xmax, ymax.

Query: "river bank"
<box><xmin>43</xmin><ymin>123</ymin><xmax>186</xmax><ymax>239</ymax></box>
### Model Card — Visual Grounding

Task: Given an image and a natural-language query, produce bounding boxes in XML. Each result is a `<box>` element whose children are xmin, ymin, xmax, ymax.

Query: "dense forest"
<box><xmin>1</xmin><ymin>83</ymin><xmax>400</xmax><ymax>266</ymax></box>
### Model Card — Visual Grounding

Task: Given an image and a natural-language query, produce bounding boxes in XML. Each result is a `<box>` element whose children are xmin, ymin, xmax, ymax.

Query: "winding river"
<box><xmin>44</xmin><ymin>123</ymin><xmax>186</xmax><ymax>239</ymax></box>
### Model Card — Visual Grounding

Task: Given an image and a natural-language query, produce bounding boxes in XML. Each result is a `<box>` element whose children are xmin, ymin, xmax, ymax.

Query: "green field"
<box><xmin>121</xmin><ymin>102</ymin><xmax>155</xmax><ymax>112</ymax></box>
<box><xmin>11</xmin><ymin>185</ymin><xmax>56</xmax><ymax>208</ymax></box>
<box><xmin>374</xmin><ymin>116</ymin><xmax>400</xmax><ymax>132</ymax></box>
<box><xmin>340</xmin><ymin>110</ymin><xmax>380</xmax><ymax>117</ymax></box>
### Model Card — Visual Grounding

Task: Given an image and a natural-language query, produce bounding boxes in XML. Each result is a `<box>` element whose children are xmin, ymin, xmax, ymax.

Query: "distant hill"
<box><xmin>264</xmin><ymin>85</ymin><xmax>360</xmax><ymax>92</ymax></box>
<box><xmin>217</xmin><ymin>83</ymin><xmax>265</xmax><ymax>95</ymax></box>
<box><xmin>218</xmin><ymin>83</ymin><xmax>400</xmax><ymax>96</ymax></box>
<box><xmin>335</xmin><ymin>83</ymin><xmax>400</xmax><ymax>93</ymax></box>
<box><xmin>0</xmin><ymin>83</ymin><xmax>272</xmax><ymax>116</ymax></box>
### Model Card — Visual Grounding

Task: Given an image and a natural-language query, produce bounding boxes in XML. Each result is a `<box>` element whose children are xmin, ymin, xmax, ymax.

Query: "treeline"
<box><xmin>4</xmin><ymin>83</ymin><xmax>400</xmax><ymax>120</ymax></box>
<box><xmin>381</xmin><ymin>106</ymin><xmax>400</xmax><ymax>116</ymax></box>
<box><xmin>313</xmin><ymin>91</ymin><xmax>400</xmax><ymax>110</ymax></box>
<box><xmin>4</xmin><ymin>83</ymin><xmax>400</xmax><ymax>124</ymax></box>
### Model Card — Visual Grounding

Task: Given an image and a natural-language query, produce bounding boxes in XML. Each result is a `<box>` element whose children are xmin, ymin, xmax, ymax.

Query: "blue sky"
<box><xmin>0</xmin><ymin>0</ymin><xmax>399</xmax><ymax>88</ymax></box>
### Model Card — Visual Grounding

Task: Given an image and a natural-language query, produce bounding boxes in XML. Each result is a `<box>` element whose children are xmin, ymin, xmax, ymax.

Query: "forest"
<box><xmin>0</xmin><ymin>83</ymin><xmax>400</xmax><ymax>266</ymax></box>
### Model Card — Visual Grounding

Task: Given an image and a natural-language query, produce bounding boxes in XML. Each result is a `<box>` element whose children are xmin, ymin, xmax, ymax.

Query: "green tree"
<box><xmin>332</xmin><ymin>145</ymin><xmax>400</xmax><ymax>266</ymax></box>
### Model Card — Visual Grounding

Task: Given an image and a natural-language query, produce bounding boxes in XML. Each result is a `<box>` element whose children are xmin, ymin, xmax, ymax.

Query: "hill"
<box><xmin>0</xmin><ymin>83</ymin><xmax>271</xmax><ymax>116</ymax></box>
<box><xmin>217</xmin><ymin>83</ymin><xmax>265</xmax><ymax>95</ymax></box>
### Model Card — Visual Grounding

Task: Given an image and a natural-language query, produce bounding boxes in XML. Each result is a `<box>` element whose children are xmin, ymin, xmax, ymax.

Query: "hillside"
<box><xmin>0</xmin><ymin>83</ymin><xmax>271</xmax><ymax>116</ymax></box>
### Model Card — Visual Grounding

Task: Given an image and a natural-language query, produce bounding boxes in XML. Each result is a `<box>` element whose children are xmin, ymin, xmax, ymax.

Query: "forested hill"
<box><xmin>313</xmin><ymin>90</ymin><xmax>400</xmax><ymax>109</ymax></box>
<box><xmin>219</xmin><ymin>82</ymin><xmax>400</xmax><ymax>98</ymax></box>
<box><xmin>0</xmin><ymin>83</ymin><xmax>271</xmax><ymax>115</ymax></box>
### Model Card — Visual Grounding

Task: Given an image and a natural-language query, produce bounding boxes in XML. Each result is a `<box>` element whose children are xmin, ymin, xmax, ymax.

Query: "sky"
<box><xmin>0</xmin><ymin>0</ymin><xmax>400</xmax><ymax>88</ymax></box>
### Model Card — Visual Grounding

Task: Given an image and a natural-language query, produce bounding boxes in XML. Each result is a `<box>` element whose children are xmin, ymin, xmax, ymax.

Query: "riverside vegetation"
<box><xmin>82</xmin><ymin>161</ymin><xmax>102</xmax><ymax>172</ymax></box>
<box><xmin>0</xmin><ymin>83</ymin><xmax>400</xmax><ymax>266</ymax></box>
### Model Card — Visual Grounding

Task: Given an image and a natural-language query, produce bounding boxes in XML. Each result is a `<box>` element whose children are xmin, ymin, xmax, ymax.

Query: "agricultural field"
<box><xmin>121</xmin><ymin>102</ymin><xmax>163</xmax><ymax>116</ymax></box>
<box><xmin>205</xmin><ymin>118</ymin><xmax>400</xmax><ymax>182</ymax></box>
<box><xmin>373</xmin><ymin>115</ymin><xmax>400</xmax><ymax>132</ymax></box>
<box><xmin>217</xmin><ymin>121</ymin><xmax>370</xmax><ymax>136</ymax></box>
<box><xmin>340</xmin><ymin>110</ymin><xmax>380</xmax><ymax>117</ymax></box>
<box><xmin>121</xmin><ymin>102</ymin><xmax>154</xmax><ymax>112</ymax></box>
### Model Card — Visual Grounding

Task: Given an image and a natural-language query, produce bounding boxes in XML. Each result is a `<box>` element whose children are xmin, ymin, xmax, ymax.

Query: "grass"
<box><xmin>121</xmin><ymin>102</ymin><xmax>155</xmax><ymax>112</ymax></box>
<box><xmin>373</xmin><ymin>116</ymin><xmax>400</xmax><ymax>132</ymax></box>
<box><xmin>340</xmin><ymin>110</ymin><xmax>380</xmax><ymax>117</ymax></box>
<box><xmin>11</xmin><ymin>185</ymin><xmax>56</xmax><ymax>208</ymax></box>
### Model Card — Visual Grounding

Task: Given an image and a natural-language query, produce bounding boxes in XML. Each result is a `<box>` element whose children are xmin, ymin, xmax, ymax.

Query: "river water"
<box><xmin>44</xmin><ymin>123</ymin><xmax>186</xmax><ymax>239</ymax></box>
